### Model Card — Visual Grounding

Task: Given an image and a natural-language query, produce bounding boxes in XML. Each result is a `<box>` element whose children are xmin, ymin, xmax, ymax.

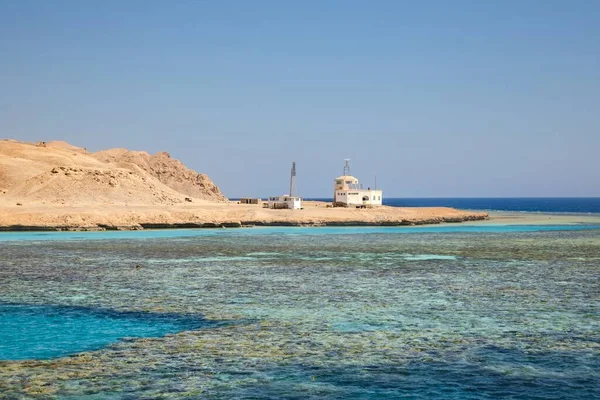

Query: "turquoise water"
<box><xmin>0</xmin><ymin>304</ymin><xmax>217</xmax><ymax>360</ymax></box>
<box><xmin>1</xmin><ymin>225</ymin><xmax>599</xmax><ymax>398</ymax></box>
<box><xmin>1</xmin><ymin>223</ymin><xmax>600</xmax><ymax>242</ymax></box>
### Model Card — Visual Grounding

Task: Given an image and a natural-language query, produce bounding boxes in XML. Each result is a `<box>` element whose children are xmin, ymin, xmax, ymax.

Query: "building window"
<box><xmin>378</xmin><ymin>196</ymin><xmax>381</xmax><ymax>200</ymax></box>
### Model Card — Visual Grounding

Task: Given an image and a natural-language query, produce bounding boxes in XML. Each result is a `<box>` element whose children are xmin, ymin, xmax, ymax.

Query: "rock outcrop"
<box><xmin>9</xmin><ymin>166</ymin><xmax>184</xmax><ymax>205</ymax></box>
<box><xmin>92</xmin><ymin>149</ymin><xmax>225</xmax><ymax>201</ymax></box>
<box><xmin>0</xmin><ymin>139</ymin><xmax>227</xmax><ymax>206</ymax></box>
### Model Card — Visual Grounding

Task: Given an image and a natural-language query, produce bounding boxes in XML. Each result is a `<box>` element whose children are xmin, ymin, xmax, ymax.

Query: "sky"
<box><xmin>1</xmin><ymin>0</ymin><xmax>599</xmax><ymax>198</ymax></box>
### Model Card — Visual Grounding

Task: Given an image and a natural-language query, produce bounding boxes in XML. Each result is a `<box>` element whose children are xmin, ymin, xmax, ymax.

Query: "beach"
<box><xmin>5</xmin><ymin>197</ymin><xmax>600</xmax><ymax>231</ymax></box>
<box><xmin>0</xmin><ymin>200</ymin><xmax>488</xmax><ymax>230</ymax></box>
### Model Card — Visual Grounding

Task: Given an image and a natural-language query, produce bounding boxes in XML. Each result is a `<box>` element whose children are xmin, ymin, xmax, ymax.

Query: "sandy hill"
<box><xmin>0</xmin><ymin>139</ymin><xmax>226</xmax><ymax>206</ymax></box>
<box><xmin>92</xmin><ymin>148</ymin><xmax>224</xmax><ymax>202</ymax></box>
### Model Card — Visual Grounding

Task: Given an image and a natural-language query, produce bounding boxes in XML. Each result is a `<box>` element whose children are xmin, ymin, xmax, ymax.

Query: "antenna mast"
<box><xmin>289</xmin><ymin>161</ymin><xmax>297</xmax><ymax>197</ymax></box>
<box><xmin>343</xmin><ymin>159</ymin><xmax>351</xmax><ymax>176</ymax></box>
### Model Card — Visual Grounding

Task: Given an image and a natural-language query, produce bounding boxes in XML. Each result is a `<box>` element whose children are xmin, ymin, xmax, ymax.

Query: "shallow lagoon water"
<box><xmin>1</xmin><ymin>225</ymin><xmax>599</xmax><ymax>398</ymax></box>
<box><xmin>2</xmin><ymin>223</ymin><xmax>600</xmax><ymax>242</ymax></box>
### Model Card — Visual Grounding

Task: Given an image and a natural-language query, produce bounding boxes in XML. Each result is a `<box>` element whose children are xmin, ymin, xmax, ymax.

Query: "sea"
<box><xmin>0</xmin><ymin>199</ymin><xmax>599</xmax><ymax>399</ymax></box>
<box><xmin>309</xmin><ymin>197</ymin><xmax>600</xmax><ymax>214</ymax></box>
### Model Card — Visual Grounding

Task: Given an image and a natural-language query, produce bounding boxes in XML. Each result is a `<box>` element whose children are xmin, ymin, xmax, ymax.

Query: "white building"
<box><xmin>267</xmin><ymin>196</ymin><xmax>302</xmax><ymax>210</ymax></box>
<box><xmin>267</xmin><ymin>162</ymin><xmax>302</xmax><ymax>210</ymax></box>
<box><xmin>333</xmin><ymin>160</ymin><xmax>382</xmax><ymax>207</ymax></box>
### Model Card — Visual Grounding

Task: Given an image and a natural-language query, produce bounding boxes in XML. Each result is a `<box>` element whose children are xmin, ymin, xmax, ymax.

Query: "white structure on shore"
<box><xmin>333</xmin><ymin>159</ymin><xmax>382</xmax><ymax>207</ymax></box>
<box><xmin>267</xmin><ymin>162</ymin><xmax>302</xmax><ymax>210</ymax></box>
<box><xmin>267</xmin><ymin>195</ymin><xmax>302</xmax><ymax>210</ymax></box>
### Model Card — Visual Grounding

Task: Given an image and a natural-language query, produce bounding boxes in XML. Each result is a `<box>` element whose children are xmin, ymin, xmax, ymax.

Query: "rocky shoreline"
<box><xmin>0</xmin><ymin>209</ymin><xmax>488</xmax><ymax>231</ymax></box>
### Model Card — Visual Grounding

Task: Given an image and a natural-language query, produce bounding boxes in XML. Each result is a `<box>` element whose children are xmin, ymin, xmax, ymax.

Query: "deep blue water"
<box><xmin>307</xmin><ymin>197</ymin><xmax>600</xmax><ymax>213</ymax></box>
<box><xmin>0</xmin><ymin>304</ymin><xmax>216</xmax><ymax>360</ymax></box>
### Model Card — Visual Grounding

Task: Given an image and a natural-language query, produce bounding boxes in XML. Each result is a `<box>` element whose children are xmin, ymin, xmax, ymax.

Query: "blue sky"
<box><xmin>1</xmin><ymin>1</ymin><xmax>599</xmax><ymax>197</ymax></box>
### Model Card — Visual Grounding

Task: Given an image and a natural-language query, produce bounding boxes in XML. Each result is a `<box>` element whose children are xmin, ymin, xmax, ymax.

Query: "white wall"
<box><xmin>285</xmin><ymin>197</ymin><xmax>302</xmax><ymax>210</ymax></box>
<box><xmin>268</xmin><ymin>196</ymin><xmax>302</xmax><ymax>210</ymax></box>
<box><xmin>335</xmin><ymin>190</ymin><xmax>382</xmax><ymax>206</ymax></box>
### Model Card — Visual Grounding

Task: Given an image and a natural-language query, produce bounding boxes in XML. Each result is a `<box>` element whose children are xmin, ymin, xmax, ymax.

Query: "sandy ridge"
<box><xmin>0</xmin><ymin>202</ymin><xmax>488</xmax><ymax>231</ymax></box>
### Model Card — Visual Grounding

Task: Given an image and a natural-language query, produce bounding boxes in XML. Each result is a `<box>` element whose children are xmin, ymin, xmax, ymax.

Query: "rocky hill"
<box><xmin>0</xmin><ymin>139</ymin><xmax>227</xmax><ymax>206</ymax></box>
<box><xmin>92</xmin><ymin>148</ymin><xmax>224</xmax><ymax>201</ymax></box>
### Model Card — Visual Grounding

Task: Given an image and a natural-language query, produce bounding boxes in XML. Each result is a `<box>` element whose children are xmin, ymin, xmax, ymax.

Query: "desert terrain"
<box><xmin>0</xmin><ymin>139</ymin><xmax>488</xmax><ymax>230</ymax></box>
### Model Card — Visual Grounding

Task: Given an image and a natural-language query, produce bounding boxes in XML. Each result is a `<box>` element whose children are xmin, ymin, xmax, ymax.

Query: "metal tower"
<box><xmin>289</xmin><ymin>161</ymin><xmax>297</xmax><ymax>197</ymax></box>
<box><xmin>343</xmin><ymin>159</ymin><xmax>351</xmax><ymax>176</ymax></box>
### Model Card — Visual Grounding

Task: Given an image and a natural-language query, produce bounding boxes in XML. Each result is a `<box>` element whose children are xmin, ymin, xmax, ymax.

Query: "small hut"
<box><xmin>240</xmin><ymin>198</ymin><xmax>261</xmax><ymax>205</ymax></box>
